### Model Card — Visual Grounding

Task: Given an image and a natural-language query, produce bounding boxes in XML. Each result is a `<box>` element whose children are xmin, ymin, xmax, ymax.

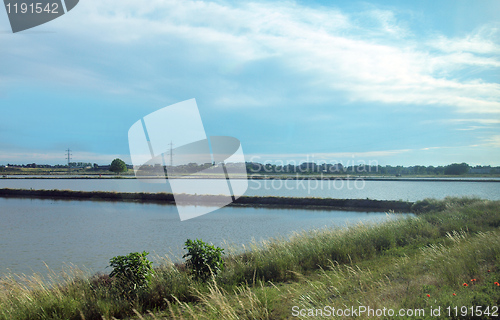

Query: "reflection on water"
<box><xmin>0</xmin><ymin>198</ymin><xmax>409</xmax><ymax>276</ymax></box>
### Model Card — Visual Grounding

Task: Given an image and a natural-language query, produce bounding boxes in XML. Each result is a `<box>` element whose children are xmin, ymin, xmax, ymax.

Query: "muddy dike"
<box><xmin>0</xmin><ymin>188</ymin><xmax>413</xmax><ymax>212</ymax></box>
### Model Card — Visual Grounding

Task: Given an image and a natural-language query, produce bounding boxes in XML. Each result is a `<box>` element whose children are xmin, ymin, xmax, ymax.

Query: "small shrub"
<box><xmin>412</xmin><ymin>198</ymin><xmax>446</xmax><ymax>213</ymax></box>
<box><xmin>183</xmin><ymin>239</ymin><xmax>225</xmax><ymax>281</ymax></box>
<box><xmin>109</xmin><ymin>251</ymin><xmax>154</xmax><ymax>296</ymax></box>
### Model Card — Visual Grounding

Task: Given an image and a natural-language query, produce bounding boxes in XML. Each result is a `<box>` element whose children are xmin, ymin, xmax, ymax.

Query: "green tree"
<box><xmin>444</xmin><ymin>163</ymin><xmax>470</xmax><ymax>175</ymax></box>
<box><xmin>110</xmin><ymin>158</ymin><xmax>127</xmax><ymax>174</ymax></box>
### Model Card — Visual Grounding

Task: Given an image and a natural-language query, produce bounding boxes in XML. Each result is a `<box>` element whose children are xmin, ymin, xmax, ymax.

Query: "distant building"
<box><xmin>469</xmin><ymin>166</ymin><xmax>491</xmax><ymax>174</ymax></box>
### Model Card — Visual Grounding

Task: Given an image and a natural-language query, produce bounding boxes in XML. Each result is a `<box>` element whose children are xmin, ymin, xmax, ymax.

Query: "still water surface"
<box><xmin>0</xmin><ymin>178</ymin><xmax>499</xmax><ymax>201</ymax></box>
<box><xmin>0</xmin><ymin>197</ymin><xmax>408</xmax><ymax>276</ymax></box>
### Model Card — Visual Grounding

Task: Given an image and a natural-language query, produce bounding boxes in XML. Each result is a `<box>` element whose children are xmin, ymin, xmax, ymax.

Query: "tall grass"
<box><xmin>219</xmin><ymin>216</ymin><xmax>438</xmax><ymax>285</ymax></box>
<box><xmin>165</xmin><ymin>278</ymin><xmax>272</xmax><ymax>320</ymax></box>
<box><xmin>0</xmin><ymin>261</ymin><xmax>198</xmax><ymax>320</ymax></box>
<box><xmin>1</xmin><ymin>198</ymin><xmax>499</xmax><ymax>319</ymax></box>
<box><xmin>294</xmin><ymin>229</ymin><xmax>500</xmax><ymax>317</ymax></box>
<box><xmin>411</xmin><ymin>196</ymin><xmax>483</xmax><ymax>214</ymax></box>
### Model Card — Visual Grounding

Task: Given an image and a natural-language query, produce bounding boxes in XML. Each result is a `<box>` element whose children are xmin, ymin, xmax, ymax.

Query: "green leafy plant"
<box><xmin>183</xmin><ymin>239</ymin><xmax>225</xmax><ymax>281</ymax></box>
<box><xmin>109</xmin><ymin>251</ymin><xmax>154</xmax><ymax>295</ymax></box>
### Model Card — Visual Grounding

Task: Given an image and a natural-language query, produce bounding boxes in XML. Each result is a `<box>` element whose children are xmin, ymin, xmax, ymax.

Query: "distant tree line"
<box><xmin>136</xmin><ymin>162</ymin><xmax>246</xmax><ymax>175</ymax></box>
<box><xmin>2</xmin><ymin>163</ymin><xmax>67</xmax><ymax>169</ymax></box>
<box><xmin>245</xmin><ymin>162</ymin><xmax>499</xmax><ymax>176</ymax></box>
<box><xmin>2</xmin><ymin>160</ymin><xmax>499</xmax><ymax>176</ymax></box>
<box><xmin>0</xmin><ymin>162</ymin><xmax>132</xmax><ymax>172</ymax></box>
<box><xmin>137</xmin><ymin>162</ymin><xmax>498</xmax><ymax>176</ymax></box>
<box><xmin>68</xmin><ymin>162</ymin><xmax>93</xmax><ymax>168</ymax></box>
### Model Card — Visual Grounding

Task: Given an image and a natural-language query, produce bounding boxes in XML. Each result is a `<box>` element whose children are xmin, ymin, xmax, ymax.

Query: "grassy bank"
<box><xmin>0</xmin><ymin>168</ymin><xmax>134</xmax><ymax>176</ymax></box>
<box><xmin>1</xmin><ymin>197</ymin><xmax>499</xmax><ymax>319</ymax></box>
<box><xmin>0</xmin><ymin>188</ymin><xmax>412</xmax><ymax>212</ymax></box>
<box><xmin>3</xmin><ymin>173</ymin><xmax>500</xmax><ymax>182</ymax></box>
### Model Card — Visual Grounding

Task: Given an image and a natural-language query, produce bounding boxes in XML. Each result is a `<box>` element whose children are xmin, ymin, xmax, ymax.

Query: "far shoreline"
<box><xmin>1</xmin><ymin>174</ymin><xmax>500</xmax><ymax>182</ymax></box>
<box><xmin>0</xmin><ymin>172</ymin><xmax>500</xmax><ymax>182</ymax></box>
<box><xmin>0</xmin><ymin>188</ymin><xmax>414</xmax><ymax>213</ymax></box>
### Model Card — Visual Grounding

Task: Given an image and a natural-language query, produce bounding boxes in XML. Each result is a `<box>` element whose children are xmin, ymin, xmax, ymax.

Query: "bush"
<box><xmin>109</xmin><ymin>158</ymin><xmax>128</xmax><ymax>174</ymax></box>
<box><xmin>109</xmin><ymin>251</ymin><xmax>154</xmax><ymax>296</ymax></box>
<box><xmin>183</xmin><ymin>239</ymin><xmax>225</xmax><ymax>281</ymax></box>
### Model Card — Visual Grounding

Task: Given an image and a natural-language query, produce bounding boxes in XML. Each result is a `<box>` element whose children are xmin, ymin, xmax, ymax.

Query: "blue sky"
<box><xmin>0</xmin><ymin>0</ymin><xmax>499</xmax><ymax>166</ymax></box>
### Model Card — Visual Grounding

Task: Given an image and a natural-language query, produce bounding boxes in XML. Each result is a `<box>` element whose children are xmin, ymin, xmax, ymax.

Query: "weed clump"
<box><xmin>184</xmin><ymin>239</ymin><xmax>225</xmax><ymax>282</ymax></box>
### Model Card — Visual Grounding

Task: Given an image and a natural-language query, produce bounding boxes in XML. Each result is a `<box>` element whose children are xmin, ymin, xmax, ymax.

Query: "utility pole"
<box><xmin>168</xmin><ymin>141</ymin><xmax>174</xmax><ymax>167</ymax></box>
<box><xmin>66</xmin><ymin>148</ymin><xmax>72</xmax><ymax>172</ymax></box>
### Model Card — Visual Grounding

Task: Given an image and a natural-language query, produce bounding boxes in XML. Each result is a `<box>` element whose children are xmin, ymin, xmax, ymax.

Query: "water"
<box><xmin>0</xmin><ymin>178</ymin><xmax>499</xmax><ymax>201</ymax></box>
<box><xmin>0</xmin><ymin>197</ymin><xmax>407</xmax><ymax>276</ymax></box>
<box><xmin>0</xmin><ymin>177</ymin><xmax>496</xmax><ymax>276</ymax></box>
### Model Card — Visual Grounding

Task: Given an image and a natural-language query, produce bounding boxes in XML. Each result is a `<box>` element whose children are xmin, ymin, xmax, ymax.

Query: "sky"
<box><xmin>0</xmin><ymin>0</ymin><xmax>499</xmax><ymax>167</ymax></box>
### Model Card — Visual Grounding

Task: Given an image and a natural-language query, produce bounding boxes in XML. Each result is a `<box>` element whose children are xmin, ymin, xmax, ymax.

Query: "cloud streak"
<box><xmin>1</xmin><ymin>0</ymin><xmax>499</xmax><ymax>113</ymax></box>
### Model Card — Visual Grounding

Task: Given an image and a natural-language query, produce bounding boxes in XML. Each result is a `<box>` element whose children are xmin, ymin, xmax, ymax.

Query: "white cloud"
<box><xmin>247</xmin><ymin>142</ymin><xmax>500</xmax><ymax>166</ymax></box>
<box><xmin>428</xmin><ymin>26</ymin><xmax>500</xmax><ymax>55</ymax></box>
<box><xmin>456</xmin><ymin>126</ymin><xmax>487</xmax><ymax>131</ymax></box>
<box><xmin>1</xmin><ymin>0</ymin><xmax>499</xmax><ymax>113</ymax></box>
<box><xmin>423</xmin><ymin>118</ymin><xmax>500</xmax><ymax>125</ymax></box>
<box><xmin>456</xmin><ymin>119</ymin><xmax>500</xmax><ymax>124</ymax></box>
<box><xmin>246</xmin><ymin>149</ymin><xmax>412</xmax><ymax>163</ymax></box>
<box><xmin>353</xmin><ymin>8</ymin><xmax>409</xmax><ymax>38</ymax></box>
<box><xmin>484</xmin><ymin>135</ymin><xmax>500</xmax><ymax>147</ymax></box>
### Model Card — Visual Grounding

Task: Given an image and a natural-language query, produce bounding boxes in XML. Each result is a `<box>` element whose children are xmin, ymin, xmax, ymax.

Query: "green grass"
<box><xmin>1</xmin><ymin>197</ymin><xmax>500</xmax><ymax>319</ymax></box>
